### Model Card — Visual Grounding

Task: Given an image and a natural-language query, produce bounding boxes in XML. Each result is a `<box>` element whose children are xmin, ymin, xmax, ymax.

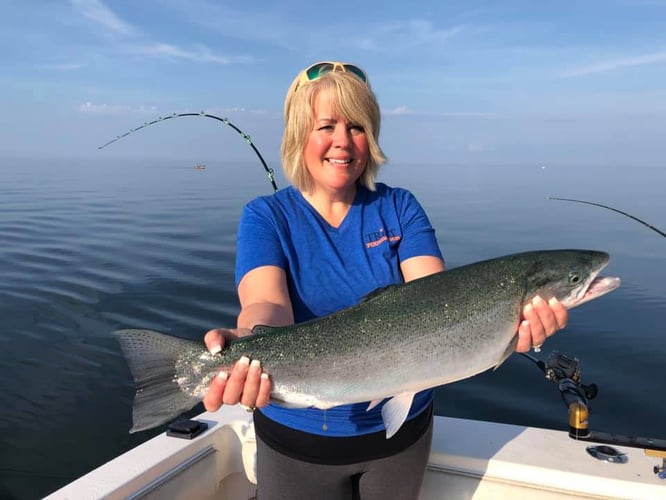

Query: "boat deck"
<box><xmin>47</xmin><ymin>406</ymin><xmax>666</xmax><ymax>499</ymax></box>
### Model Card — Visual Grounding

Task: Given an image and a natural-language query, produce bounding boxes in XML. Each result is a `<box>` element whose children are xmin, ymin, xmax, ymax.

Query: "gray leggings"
<box><xmin>255</xmin><ymin>419</ymin><xmax>433</xmax><ymax>500</ymax></box>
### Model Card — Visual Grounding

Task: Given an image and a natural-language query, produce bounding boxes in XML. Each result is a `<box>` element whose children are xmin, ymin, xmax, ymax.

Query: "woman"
<box><xmin>203</xmin><ymin>61</ymin><xmax>568</xmax><ymax>499</ymax></box>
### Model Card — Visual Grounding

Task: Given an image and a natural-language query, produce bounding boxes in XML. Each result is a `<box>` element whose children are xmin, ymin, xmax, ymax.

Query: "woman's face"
<box><xmin>302</xmin><ymin>91</ymin><xmax>369</xmax><ymax>195</ymax></box>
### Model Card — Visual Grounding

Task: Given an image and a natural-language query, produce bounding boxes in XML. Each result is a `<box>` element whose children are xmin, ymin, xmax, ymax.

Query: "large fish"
<box><xmin>115</xmin><ymin>250</ymin><xmax>620</xmax><ymax>437</ymax></box>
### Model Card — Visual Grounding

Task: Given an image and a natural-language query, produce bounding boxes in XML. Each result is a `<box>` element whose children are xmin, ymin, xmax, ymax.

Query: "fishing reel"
<box><xmin>543</xmin><ymin>351</ymin><xmax>598</xmax><ymax>401</ymax></box>
<box><xmin>538</xmin><ymin>350</ymin><xmax>599</xmax><ymax>440</ymax></box>
<box><xmin>522</xmin><ymin>349</ymin><xmax>598</xmax><ymax>439</ymax></box>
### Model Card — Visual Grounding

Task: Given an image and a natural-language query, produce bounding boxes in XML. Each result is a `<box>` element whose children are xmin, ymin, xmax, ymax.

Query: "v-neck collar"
<box><xmin>293</xmin><ymin>185</ymin><xmax>365</xmax><ymax>232</ymax></box>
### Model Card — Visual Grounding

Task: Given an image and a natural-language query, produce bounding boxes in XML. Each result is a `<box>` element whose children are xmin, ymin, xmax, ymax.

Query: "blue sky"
<box><xmin>2</xmin><ymin>0</ymin><xmax>666</xmax><ymax>166</ymax></box>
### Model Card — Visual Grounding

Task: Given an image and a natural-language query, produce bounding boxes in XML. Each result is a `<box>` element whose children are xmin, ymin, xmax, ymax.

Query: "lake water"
<box><xmin>1</xmin><ymin>158</ymin><xmax>664</xmax><ymax>499</ymax></box>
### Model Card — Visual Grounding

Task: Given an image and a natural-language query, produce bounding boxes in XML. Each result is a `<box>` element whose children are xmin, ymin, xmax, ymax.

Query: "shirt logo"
<box><xmin>364</xmin><ymin>227</ymin><xmax>401</xmax><ymax>248</ymax></box>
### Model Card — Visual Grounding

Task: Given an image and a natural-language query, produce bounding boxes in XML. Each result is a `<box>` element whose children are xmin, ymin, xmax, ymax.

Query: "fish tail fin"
<box><xmin>114</xmin><ymin>329</ymin><xmax>203</xmax><ymax>433</ymax></box>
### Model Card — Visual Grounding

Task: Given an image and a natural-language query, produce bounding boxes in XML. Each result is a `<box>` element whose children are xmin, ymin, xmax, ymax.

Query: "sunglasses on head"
<box><xmin>295</xmin><ymin>61</ymin><xmax>368</xmax><ymax>91</ymax></box>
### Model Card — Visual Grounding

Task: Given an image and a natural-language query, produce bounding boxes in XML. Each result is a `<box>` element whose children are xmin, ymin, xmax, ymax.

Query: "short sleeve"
<box><xmin>395</xmin><ymin>189</ymin><xmax>444</xmax><ymax>262</ymax></box>
<box><xmin>234</xmin><ymin>200</ymin><xmax>287</xmax><ymax>287</ymax></box>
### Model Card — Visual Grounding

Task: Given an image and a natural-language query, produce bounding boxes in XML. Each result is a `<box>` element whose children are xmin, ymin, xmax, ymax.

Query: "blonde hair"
<box><xmin>281</xmin><ymin>69</ymin><xmax>387</xmax><ymax>192</ymax></box>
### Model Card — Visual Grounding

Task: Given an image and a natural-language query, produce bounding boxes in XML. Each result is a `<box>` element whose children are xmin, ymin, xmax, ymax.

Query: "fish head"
<box><xmin>522</xmin><ymin>250</ymin><xmax>620</xmax><ymax>309</ymax></box>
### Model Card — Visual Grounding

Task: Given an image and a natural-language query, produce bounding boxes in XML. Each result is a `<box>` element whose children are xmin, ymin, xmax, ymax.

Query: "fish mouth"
<box><xmin>575</xmin><ymin>275</ymin><xmax>621</xmax><ymax>307</ymax></box>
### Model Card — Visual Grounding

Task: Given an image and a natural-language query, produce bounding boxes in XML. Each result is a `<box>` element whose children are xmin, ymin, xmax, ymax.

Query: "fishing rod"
<box><xmin>102</xmin><ymin>117</ymin><xmax>666</xmax><ymax>471</ymax></box>
<box><xmin>520</xmin><ymin>349</ymin><xmax>666</xmax><ymax>477</ymax></box>
<box><xmin>549</xmin><ymin>197</ymin><xmax>666</xmax><ymax>238</ymax></box>
<box><xmin>98</xmin><ymin>112</ymin><xmax>279</xmax><ymax>192</ymax></box>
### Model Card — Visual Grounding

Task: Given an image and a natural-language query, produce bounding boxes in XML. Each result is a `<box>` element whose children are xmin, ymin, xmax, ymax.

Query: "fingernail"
<box><xmin>548</xmin><ymin>297</ymin><xmax>559</xmax><ymax>306</ymax></box>
<box><xmin>521</xmin><ymin>320</ymin><xmax>529</xmax><ymax>329</ymax></box>
<box><xmin>210</xmin><ymin>344</ymin><xmax>222</xmax><ymax>355</ymax></box>
<box><xmin>524</xmin><ymin>303</ymin><xmax>533</xmax><ymax>313</ymax></box>
<box><xmin>217</xmin><ymin>371</ymin><xmax>228</xmax><ymax>380</ymax></box>
<box><xmin>250</xmin><ymin>359</ymin><xmax>261</xmax><ymax>370</ymax></box>
<box><xmin>533</xmin><ymin>295</ymin><xmax>545</xmax><ymax>305</ymax></box>
<box><xmin>238</xmin><ymin>356</ymin><xmax>250</xmax><ymax>365</ymax></box>
<box><xmin>261</xmin><ymin>373</ymin><xmax>269</xmax><ymax>380</ymax></box>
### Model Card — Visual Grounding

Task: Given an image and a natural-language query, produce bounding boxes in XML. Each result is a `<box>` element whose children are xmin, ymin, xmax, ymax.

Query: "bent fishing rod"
<box><xmin>549</xmin><ymin>197</ymin><xmax>666</xmax><ymax>238</ymax></box>
<box><xmin>98</xmin><ymin>111</ymin><xmax>279</xmax><ymax>193</ymax></box>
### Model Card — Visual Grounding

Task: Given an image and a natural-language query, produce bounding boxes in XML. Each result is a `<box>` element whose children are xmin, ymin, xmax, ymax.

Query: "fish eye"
<box><xmin>568</xmin><ymin>272</ymin><xmax>581</xmax><ymax>284</ymax></box>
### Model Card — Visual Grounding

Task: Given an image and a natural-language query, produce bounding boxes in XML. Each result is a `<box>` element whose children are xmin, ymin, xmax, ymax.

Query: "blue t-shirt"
<box><xmin>235</xmin><ymin>183</ymin><xmax>444</xmax><ymax>436</ymax></box>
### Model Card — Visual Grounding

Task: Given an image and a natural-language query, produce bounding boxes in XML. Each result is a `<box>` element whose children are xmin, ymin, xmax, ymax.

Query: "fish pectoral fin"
<box><xmin>493</xmin><ymin>335</ymin><xmax>518</xmax><ymax>370</ymax></box>
<box><xmin>382</xmin><ymin>392</ymin><xmax>416</xmax><ymax>439</ymax></box>
<box><xmin>251</xmin><ymin>324</ymin><xmax>277</xmax><ymax>336</ymax></box>
<box><xmin>366</xmin><ymin>399</ymin><xmax>383</xmax><ymax>411</ymax></box>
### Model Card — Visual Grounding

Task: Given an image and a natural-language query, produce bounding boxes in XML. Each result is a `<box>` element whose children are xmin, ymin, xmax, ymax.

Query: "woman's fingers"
<box><xmin>203</xmin><ymin>371</ymin><xmax>228</xmax><ymax>411</ymax></box>
<box><xmin>240</xmin><ymin>360</ymin><xmax>262</xmax><ymax>408</ymax></box>
<box><xmin>204</xmin><ymin>329</ymin><xmax>226</xmax><ymax>353</ymax></box>
<box><xmin>516</xmin><ymin>296</ymin><xmax>570</xmax><ymax>353</ymax></box>
<box><xmin>223</xmin><ymin>356</ymin><xmax>250</xmax><ymax>405</ymax></box>
<box><xmin>547</xmin><ymin>297</ymin><xmax>569</xmax><ymax>330</ymax></box>
<box><xmin>204</xmin><ymin>329</ymin><xmax>272</xmax><ymax>411</ymax></box>
<box><xmin>256</xmin><ymin>373</ymin><xmax>272</xmax><ymax>407</ymax></box>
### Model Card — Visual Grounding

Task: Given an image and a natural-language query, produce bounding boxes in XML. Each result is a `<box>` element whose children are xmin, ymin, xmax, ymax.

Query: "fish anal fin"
<box><xmin>360</xmin><ymin>285</ymin><xmax>397</xmax><ymax>303</ymax></box>
<box><xmin>382</xmin><ymin>392</ymin><xmax>416</xmax><ymax>439</ymax></box>
<box><xmin>366</xmin><ymin>399</ymin><xmax>383</xmax><ymax>411</ymax></box>
<box><xmin>270</xmin><ymin>397</ymin><xmax>311</xmax><ymax>409</ymax></box>
<box><xmin>494</xmin><ymin>335</ymin><xmax>518</xmax><ymax>370</ymax></box>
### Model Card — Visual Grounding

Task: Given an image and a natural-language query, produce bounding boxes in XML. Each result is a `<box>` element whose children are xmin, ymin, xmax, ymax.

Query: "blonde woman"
<box><xmin>203</xmin><ymin>61</ymin><xmax>568</xmax><ymax>499</ymax></box>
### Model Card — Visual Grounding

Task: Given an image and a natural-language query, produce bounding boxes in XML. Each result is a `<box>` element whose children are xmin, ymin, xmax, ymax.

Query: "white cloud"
<box><xmin>466</xmin><ymin>142</ymin><xmax>486</xmax><ymax>152</ymax></box>
<box><xmin>356</xmin><ymin>20</ymin><xmax>465</xmax><ymax>52</ymax></box>
<box><xmin>37</xmin><ymin>63</ymin><xmax>83</xmax><ymax>70</ymax></box>
<box><xmin>383</xmin><ymin>106</ymin><xmax>496</xmax><ymax>118</ymax></box>
<box><xmin>130</xmin><ymin>43</ymin><xmax>254</xmax><ymax>65</ymax></box>
<box><xmin>68</xmin><ymin>1</ymin><xmax>253</xmax><ymax>66</ymax></box>
<box><xmin>560</xmin><ymin>51</ymin><xmax>666</xmax><ymax>77</ymax></box>
<box><xmin>69</xmin><ymin>0</ymin><xmax>135</xmax><ymax>36</ymax></box>
<box><xmin>384</xmin><ymin>106</ymin><xmax>411</xmax><ymax>116</ymax></box>
<box><xmin>205</xmin><ymin>107</ymin><xmax>272</xmax><ymax>116</ymax></box>
<box><xmin>163</xmin><ymin>1</ymin><xmax>465</xmax><ymax>55</ymax></box>
<box><xmin>79</xmin><ymin>101</ymin><xmax>157</xmax><ymax>115</ymax></box>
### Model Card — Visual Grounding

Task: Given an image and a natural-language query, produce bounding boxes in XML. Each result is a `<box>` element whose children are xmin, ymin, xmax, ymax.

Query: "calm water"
<box><xmin>1</xmin><ymin>158</ymin><xmax>664</xmax><ymax>499</ymax></box>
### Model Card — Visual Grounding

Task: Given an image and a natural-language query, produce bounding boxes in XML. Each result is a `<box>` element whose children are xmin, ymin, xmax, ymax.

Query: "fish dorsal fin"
<box><xmin>382</xmin><ymin>392</ymin><xmax>416</xmax><ymax>439</ymax></box>
<box><xmin>493</xmin><ymin>335</ymin><xmax>518</xmax><ymax>370</ymax></box>
<box><xmin>360</xmin><ymin>285</ymin><xmax>398</xmax><ymax>303</ymax></box>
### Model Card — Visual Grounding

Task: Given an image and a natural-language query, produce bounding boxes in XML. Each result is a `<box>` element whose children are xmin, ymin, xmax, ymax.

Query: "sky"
<box><xmin>1</xmin><ymin>0</ymin><xmax>666</xmax><ymax>166</ymax></box>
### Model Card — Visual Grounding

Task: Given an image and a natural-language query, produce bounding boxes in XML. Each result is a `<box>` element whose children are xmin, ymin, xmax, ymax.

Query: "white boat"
<box><xmin>46</xmin><ymin>405</ymin><xmax>666</xmax><ymax>499</ymax></box>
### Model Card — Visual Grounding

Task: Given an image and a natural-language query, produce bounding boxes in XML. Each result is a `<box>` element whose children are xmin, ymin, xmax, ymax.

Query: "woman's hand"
<box><xmin>202</xmin><ymin>328</ymin><xmax>272</xmax><ymax>412</ymax></box>
<box><xmin>516</xmin><ymin>296</ymin><xmax>569</xmax><ymax>352</ymax></box>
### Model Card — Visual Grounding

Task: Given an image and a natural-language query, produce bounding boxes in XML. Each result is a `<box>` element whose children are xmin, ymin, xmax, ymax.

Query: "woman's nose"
<box><xmin>332</xmin><ymin>125</ymin><xmax>352</xmax><ymax>147</ymax></box>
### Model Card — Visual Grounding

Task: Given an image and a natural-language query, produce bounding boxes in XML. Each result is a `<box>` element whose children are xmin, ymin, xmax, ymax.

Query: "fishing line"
<box><xmin>98</xmin><ymin>112</ymin><xmax>279</xmax><ymax>192</ymax></box>
<box><xmin>549</xmin><ymin>197</ymin><xmax>666</xmax><ymax>238</ymax></box>
<box><xmin>519</xmin><ymin>352</ymin><xmax>546</xmax><ymax>373</ymax></box>
<box><xmin>0</xmin><ymin>466</ymin><xmax>74</xmax><ymax>479</ymax></box>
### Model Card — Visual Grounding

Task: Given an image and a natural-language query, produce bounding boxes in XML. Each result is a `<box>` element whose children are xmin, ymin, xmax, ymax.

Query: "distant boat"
<box><xmin>193</xmin><ymin>164</ymin><xmax>206</xmax><ymax>170</ymax></box>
